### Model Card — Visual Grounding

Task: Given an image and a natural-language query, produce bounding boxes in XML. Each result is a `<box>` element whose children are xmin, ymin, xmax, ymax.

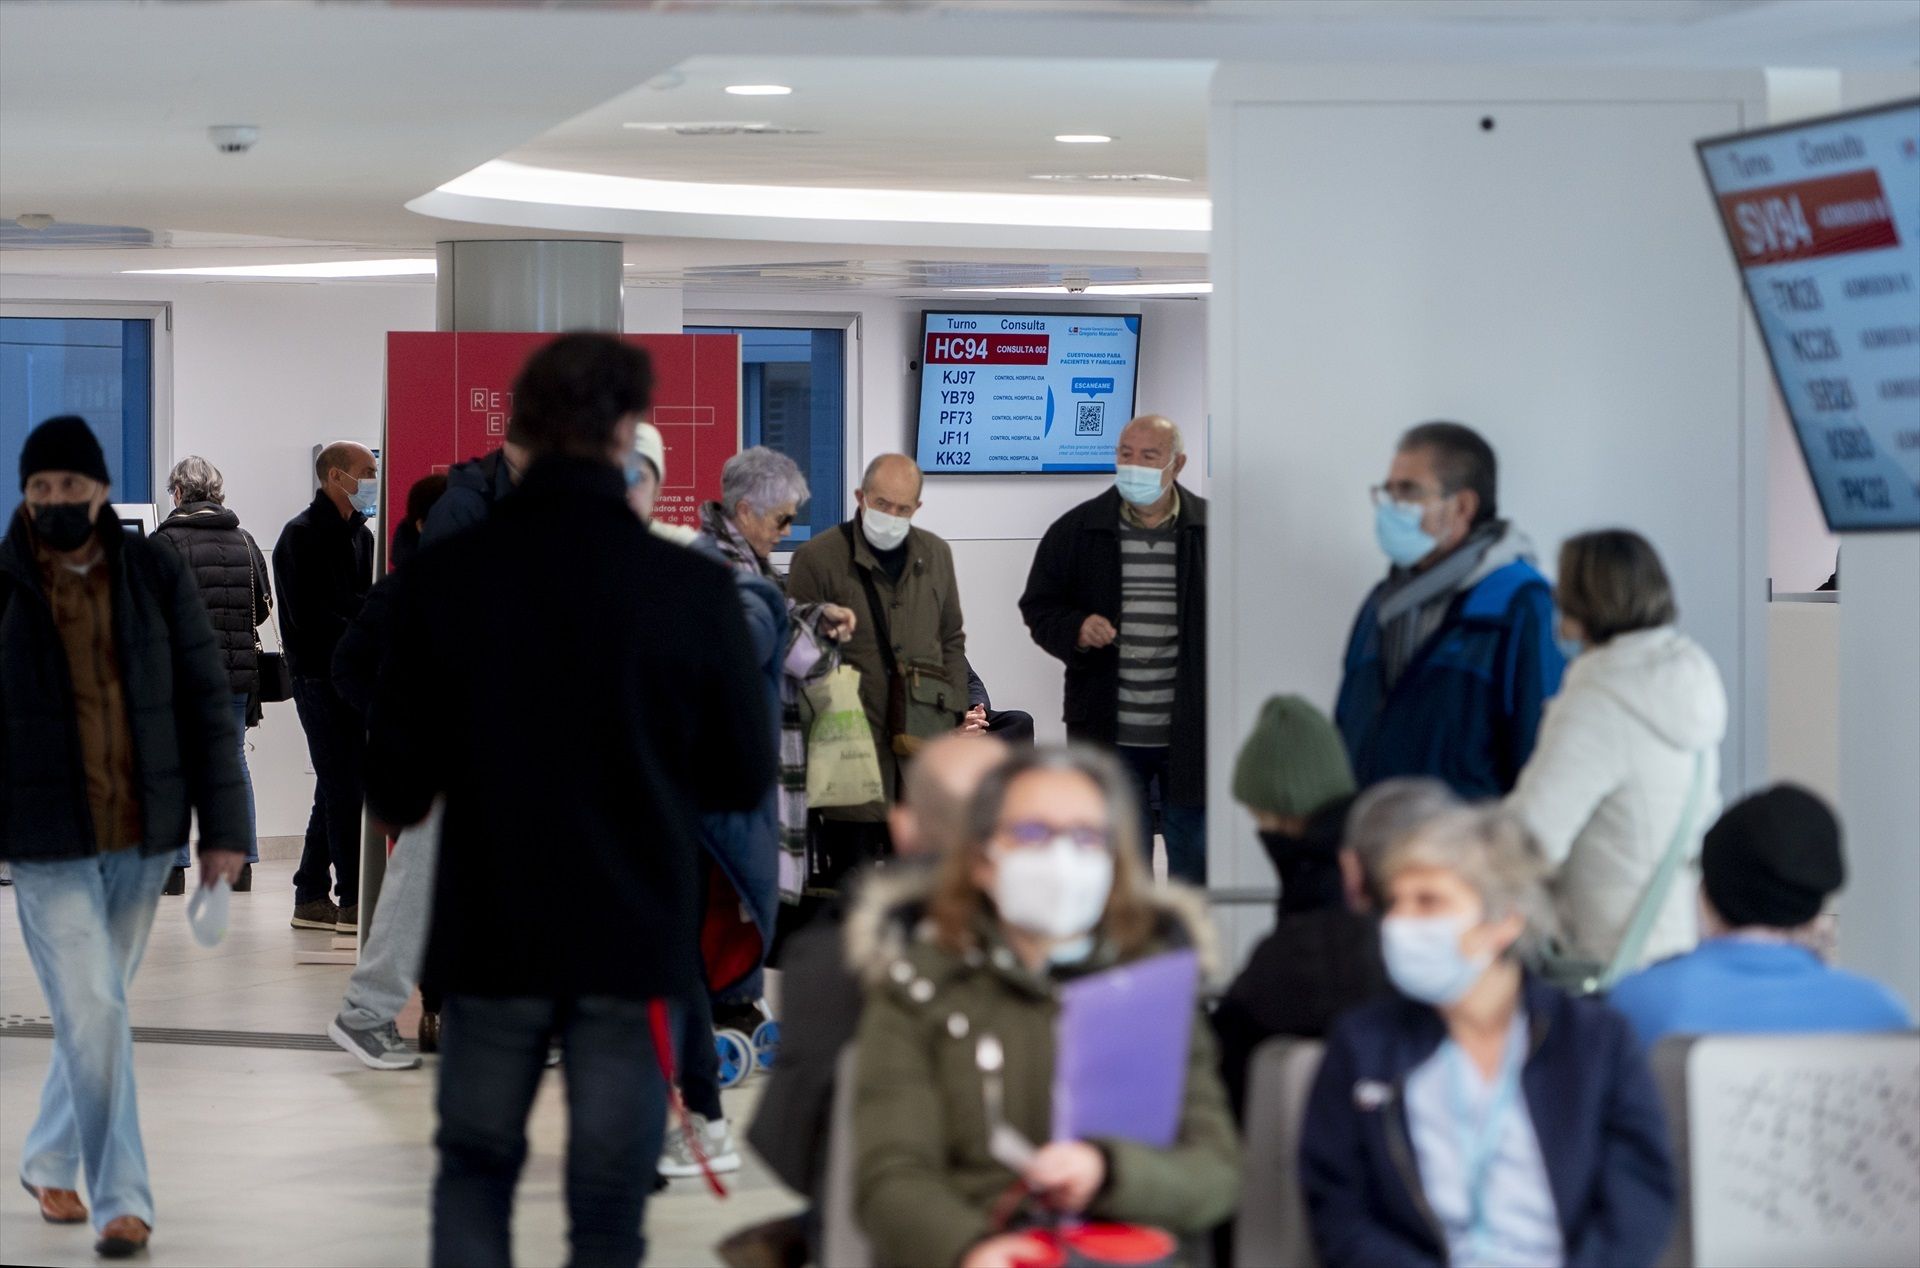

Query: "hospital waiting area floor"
<box><xmin>0</xmin><ymin>858</ymin><xmax>801</xmax><ymax>1267</ymax></box>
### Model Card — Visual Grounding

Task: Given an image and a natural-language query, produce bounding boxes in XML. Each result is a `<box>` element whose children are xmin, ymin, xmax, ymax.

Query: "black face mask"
<box><xmin>1260</xmin><ymin>830</ymin><xmax>1347</xmax><ymax>914</ymax></box>
<box><xmin>31</xmin><ymin>501</ymin><xmax>97</xmax><ymax>552</ymax></box>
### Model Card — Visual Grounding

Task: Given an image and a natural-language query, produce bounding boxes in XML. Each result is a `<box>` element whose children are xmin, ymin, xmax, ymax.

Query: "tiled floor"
<box><xmin>0</xmin><ymin>860</ymin><xmax>801</xmax><ymax>1267</ymax></box>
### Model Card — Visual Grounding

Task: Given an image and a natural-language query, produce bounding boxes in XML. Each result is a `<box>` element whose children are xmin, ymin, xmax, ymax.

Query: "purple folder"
<box><xmin>1051</xmin><ymin>949</ymin><xmax>1200</xmax><ymax>1149</ymax></box>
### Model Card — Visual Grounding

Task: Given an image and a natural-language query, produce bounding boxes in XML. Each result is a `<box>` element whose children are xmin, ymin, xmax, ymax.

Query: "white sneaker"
<box><xmin>658</xmin><ymin>1114</ymin><xmax>741</xmax><ymax>1178</ymax></box>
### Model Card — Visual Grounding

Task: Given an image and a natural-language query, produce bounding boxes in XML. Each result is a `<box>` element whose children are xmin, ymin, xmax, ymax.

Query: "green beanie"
<box><xmin>1231</xmin><ymin>695</ymin><xmax>1356</xmax><ymax>818</ymax></box>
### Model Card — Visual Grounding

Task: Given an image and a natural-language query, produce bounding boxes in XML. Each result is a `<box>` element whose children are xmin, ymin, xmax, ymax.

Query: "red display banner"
<box><xmin>384</xmin><ymin>331</ymin><xmax>741</xmax><ymax>541</ymax></box>
<box><xmin>1717</xmin><ymin>169</ymin><xmax>1900</xmax><ymax>267</ymax></box>
<box><xmin>923</xmin><ymin>332</ymin><xmax>1052</xmax><ymax>365</ymax></box>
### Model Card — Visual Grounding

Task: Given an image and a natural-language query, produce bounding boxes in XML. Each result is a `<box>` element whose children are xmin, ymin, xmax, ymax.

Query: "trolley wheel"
<box><xmin>715</xmin><ymin>1028</ymin><xmax>756</xmax><ymax>1089</ymax></box>
<box><xmin>752</xmin><ymin>1019</ymin><xmax>781</xmax><ymax>1071</ymax></box>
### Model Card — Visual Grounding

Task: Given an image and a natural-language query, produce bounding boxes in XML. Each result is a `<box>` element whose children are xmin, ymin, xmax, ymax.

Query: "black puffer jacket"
<box><xmin>0</xmin><ymin>505</ymin><xmax>250</xmax><ymax>862</ymax></box>
<box><xmin>151</xmin><ymin>502</ymin><xmax>271</xmax><ymax>698</ymax></box>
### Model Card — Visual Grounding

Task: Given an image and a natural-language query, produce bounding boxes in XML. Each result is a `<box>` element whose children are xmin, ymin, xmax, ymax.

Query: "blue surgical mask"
<box><xmin>1114</xmin><ymin>462</ymin><xmax>1169</xmax><ymax>507</ymax></box>
<box><xmin>623</xmin><ymin>453</ymin><xmax>644</xmax><ymax>489</ymax></box>
<box><xmin>348</xmin><ymin>477</ymin><xmax>380</xmax><ymax>518</ymax></box>
<box><xmin>1555</xmin><ymin>634</ymin><xmax>1585</xmax><ymax>662</ymax></box>
<box><xmin>1380</xmin><ymin>913</ymin><xmax>1492</xmax><ymax>1006</ymax></box>
<box><xmin>1374</xmin><ymin>499</ymin><xmax>1437</xmax><ymax>568</ymax></box>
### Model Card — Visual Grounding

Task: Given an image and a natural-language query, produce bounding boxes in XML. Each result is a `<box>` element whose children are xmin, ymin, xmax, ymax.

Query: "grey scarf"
<box><xmin>1375</xmin><ymin>521</ymin><xmax>1509</xmax><ymax>690</ymax></box>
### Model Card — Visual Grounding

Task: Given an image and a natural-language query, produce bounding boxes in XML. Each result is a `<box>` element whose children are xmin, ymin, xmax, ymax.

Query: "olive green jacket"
<box><xmin>787</xmin><ymin>521</ymin><xmax>968</xmax><ymax>819</ymax></box>
<box><xmin>848</xmin><ymin>874</ymin><xmax>1242</xmax><ymax>1268</ymax></box>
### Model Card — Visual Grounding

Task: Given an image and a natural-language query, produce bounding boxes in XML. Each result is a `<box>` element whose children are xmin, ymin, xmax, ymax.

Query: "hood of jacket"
<box><xmin>1464</xmin><ymin>520</ymin><xmax>1537</xmax><ymax>589</ymax></box>
<box><xmin>1565</xmin><ymin>624</ymin><xmax>1727</xmax><ymax>751</ymax></box>
<box><xmin>160</xmin><ymin>502</ymin><xmax>241</xmax><ymax>532</ymax></box>
<box><xmin>845</xmin><ymin>862</ymin><xmax>1220</xmax><ymax>986</ymax></box>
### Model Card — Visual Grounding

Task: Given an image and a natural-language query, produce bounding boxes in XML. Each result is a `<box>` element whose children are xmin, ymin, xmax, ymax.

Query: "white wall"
<box><xmin>0</xmin><ymin>273</ymin><xmax>436</xmax><ymax>837</ymax></box>
<box><xmin>0</xmin><ymin>274</ymin><xmax>1205</xmax><ymax>835</ymax></box>
<box><xmin>681</xmin><ymin>289</ymin><xmax>1210</xmax><ymax>745</ymax></box>
<box><xmin>1207</xmin><ymin>67</ymin><xmax>1769</xmax><ymax>958</ymax></box>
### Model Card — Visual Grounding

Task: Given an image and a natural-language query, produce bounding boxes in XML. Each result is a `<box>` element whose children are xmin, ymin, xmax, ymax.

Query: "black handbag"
<box><xmin>248</xmin><ymin>532</ymin><xmax>293</xmax><ymax>708</ymax></box>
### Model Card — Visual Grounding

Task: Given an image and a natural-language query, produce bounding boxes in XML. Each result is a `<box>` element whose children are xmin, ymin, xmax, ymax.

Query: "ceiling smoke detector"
<box><xmin>208</xmin><ymin>124</ymin><xmax>260</xmax><ymax>154</ymax></box>
<box><xmin>623</xmin><ymin>122</ymin><xmax>818</xmax><ymax>137</ymax></box>
<box><xmin>1028</xmin><ymin>173</ymin><xmax>1193</xmax><ymax>184</ymax></box>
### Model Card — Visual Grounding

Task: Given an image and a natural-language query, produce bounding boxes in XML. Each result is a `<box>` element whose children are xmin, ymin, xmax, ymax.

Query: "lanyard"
<box><xmin>1445</xmin><ymin>1015</ymin><xmax>1529</xmax><ymax>1259</ymax></box>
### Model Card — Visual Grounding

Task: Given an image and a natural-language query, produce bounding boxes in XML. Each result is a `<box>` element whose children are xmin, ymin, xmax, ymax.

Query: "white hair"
<box><xmin>721</xmin><ymin>446</ymin><xmax>809</xmax><ymax>518</ymax></box>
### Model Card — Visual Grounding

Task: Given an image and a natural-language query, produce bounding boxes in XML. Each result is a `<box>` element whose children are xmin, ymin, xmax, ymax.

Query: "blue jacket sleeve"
<box><xmin>1563</xmin><ymin>1010</ymin><xmax>1677</xmax><ymax>1268</ymax></box>
<box><xmin>1299</xmin><ymin>1025</ymin><xmax>1443</xmax><ymax>1268</ymax></box>
<box><xmin>1502</xmin><ymin>584</ymin><xmax>1566</xmax><ymax>788</ymax></box>
<box><xmin>419</xmin><ymin>485</ymin><xmax>488</xmax><ymax>547</ymax></box>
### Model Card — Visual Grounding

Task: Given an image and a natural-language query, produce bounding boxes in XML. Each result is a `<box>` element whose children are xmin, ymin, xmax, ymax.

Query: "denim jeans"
<box><xmin>337</xmin><ymin>802</ymin><xmax>441</xmax><ymax>1032</ymax></box>
<box><xmin>10</xmin><ymin>848</ymin><xmax>174</xmax><ymax>1233</ymax></box>
<box><xmin>1116</xmin><ymin>744</ymin><xmax>1208</xmax><ymax>885</ymax></box>
<box><xmin>434</xmin><ymin>995</ymin><xmax>672</xmax><ymax>1268</ymax></box>
<box><xmin>291</xmin><ymin>675</ymin><xmax>363</xmax><ymax>907</ymax></box>
<box><xmin>176</xmin><ymin>694</ymin><xmax>258</xmax><ymax>869</ymax></box>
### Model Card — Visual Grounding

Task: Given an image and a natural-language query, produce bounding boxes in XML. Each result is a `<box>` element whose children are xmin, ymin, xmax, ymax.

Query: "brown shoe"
<box><xmin>20</xmin><ymin>1177</ymin><xmax>88</xmax><ymax>1224</ymax></box>
<box><xmin>94</xmin><ymin>1214</ymin><xmax>151</xmax><ymax>1258</ymax></box>
<box><xmin>291</xmin><ymin>898</ymin><xmax>339</xmax><ymax>930</ymax></box>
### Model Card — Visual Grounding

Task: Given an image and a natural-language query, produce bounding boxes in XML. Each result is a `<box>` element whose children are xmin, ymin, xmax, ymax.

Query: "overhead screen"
<box><xmin>915</xmin><ymin>311</ymin><xmax>1141</xmax><ymax>474</ymax></box>
<box><xmin>1698</xmin><ymin>98</ymin><xmax>1920</xmax><ymax>532</ymax></box>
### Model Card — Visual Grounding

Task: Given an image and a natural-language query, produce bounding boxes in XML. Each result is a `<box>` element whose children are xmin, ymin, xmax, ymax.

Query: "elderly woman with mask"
<box><xmin>1300</xmin><ymin>806</ymin><xmax>1674</xmax><ymax>1268</ymax></box>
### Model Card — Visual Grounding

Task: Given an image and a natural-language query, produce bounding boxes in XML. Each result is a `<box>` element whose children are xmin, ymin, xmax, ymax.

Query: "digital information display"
<box><xmin>1699</xmin><ymin>98</ymin><xmax>1920</xmax><ymax>532</ymax></box>
<box><xmin>915</xmin><ymin>312</ymin><xmax>1141</xmax><ymax>474</ymax></box>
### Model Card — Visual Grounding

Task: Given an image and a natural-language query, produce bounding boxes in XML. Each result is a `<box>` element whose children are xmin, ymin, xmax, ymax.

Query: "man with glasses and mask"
<box><xmin>1335</xmin><ymin>421</ymin><xmax>1564</xmax><ymax>798</ymax></box>
<box><xmin>1020</xmin><ymin>414</ymin><xmax>1209</xmax><ymax>884</ymax></box>
<box><xmin>788</xmin><ymin>453</ymin><xmax>968</xmax><ymax>891</ymax></box>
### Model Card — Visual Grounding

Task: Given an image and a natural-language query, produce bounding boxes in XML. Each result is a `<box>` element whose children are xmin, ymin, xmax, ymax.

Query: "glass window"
<box><xmin>686</xmin><ymin>324</ymin><xmax>846</xmax><ymax>543</ymax></box>
<box><xmin>1</xmin><ymin>316</ymin><xmax>154</xmax><ymax>526</ymax></box>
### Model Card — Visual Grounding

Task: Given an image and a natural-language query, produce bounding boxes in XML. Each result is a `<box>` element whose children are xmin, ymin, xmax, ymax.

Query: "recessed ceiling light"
<box><xmin>1054</xmin><ymin>134</ymin><xmax>1112</xmax><ymax>144</ymax></box>
<box><xmin>623</xmin><ymin>121</ymin><xmax>816</xmax><ymax>137</ymax></box>
<box><xmin>947</xmin><ymin>282</ymin><xmax>1212</xmax><ymax>296</ymax></box>
<box><xmin>725</xmin><ymin>84</ymin><xmax>793</xmax><ymax>96</ymax></box>
<box><xmin>124</xmin><ymin>259</ymin><xmax>436</xmax><ymax>279</ymax></box>
<box><xmin>1029</xmin><ymin>173</ymin><xmax>1191</xmax><ymax>184</ymax></box>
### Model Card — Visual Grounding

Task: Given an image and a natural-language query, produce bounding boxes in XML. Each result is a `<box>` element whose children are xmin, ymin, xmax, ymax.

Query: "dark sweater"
<box><xmin>271</xmin><ymin>491</ymin><xmax>372</xmax><ymax>679</ymax></box>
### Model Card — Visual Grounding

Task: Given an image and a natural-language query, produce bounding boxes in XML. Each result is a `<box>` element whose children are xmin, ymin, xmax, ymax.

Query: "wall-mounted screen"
<box><xmin>914</xmin><ymin>311</ymin><xmax>1140</xmax><ymax>474</ymax></box>
<box><xmin>1698</xmin><ymin>98</ymin><xmax>1920</xmax><ymax>532</ymax></box>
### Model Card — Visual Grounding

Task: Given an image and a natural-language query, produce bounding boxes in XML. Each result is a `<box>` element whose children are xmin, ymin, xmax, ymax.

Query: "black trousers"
<box><xmin>433</xmin><ymin>995</ymin><xmax>671</xmax><ymax>1268</ymax></box>
<box><xmin>291</xmin><ymin>674</ymin><xmax>364</xmax><ymax>907</ymax></box>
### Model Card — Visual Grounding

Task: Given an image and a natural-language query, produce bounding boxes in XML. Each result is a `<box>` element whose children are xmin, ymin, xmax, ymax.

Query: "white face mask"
<box><xmin>861</xmin><ymin>505</ymin><xmax>912</xmax><ymax>551</ymax></box>
<box><xmin>1380</xmin><ymin>912</ymin><xmax>1492</xmax><ymax>1005</ymax></box>
<box><xmin>991</xmin><ymin>839</ymin><xmax>1114</xmax><ymax>941</ymax></box>
<box><xmin>187</xmin><ymin>877</ymin><xmax>232</xmax><ymax>948</ymax></box>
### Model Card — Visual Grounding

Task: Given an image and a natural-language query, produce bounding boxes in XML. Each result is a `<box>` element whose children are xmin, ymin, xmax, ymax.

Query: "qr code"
<box><xmin>1075</xmin><ymin>401</ymin><xmax>1106</xmax><ymax>436</ymax></box>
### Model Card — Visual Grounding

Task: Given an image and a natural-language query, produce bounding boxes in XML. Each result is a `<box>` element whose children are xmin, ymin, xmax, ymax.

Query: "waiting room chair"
<box><xmin>821</xmin><ymin>1045</ymin><xmax>874</xmax><ymax>1268</ymax></box>
<box><xmin>1234</xmin><ymin>1036</ymin><xmax>1325</xmax><ymax>1268</ymax></box>
<box><xmin>1650</xmin><ymin>1031</ymin><xmax>1920</xmax><ymax>1268</ymax></box>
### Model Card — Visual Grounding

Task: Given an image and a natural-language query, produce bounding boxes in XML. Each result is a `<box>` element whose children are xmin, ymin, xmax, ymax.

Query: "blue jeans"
<box><xmin>1117</xmin><ymin>745</ymin><xmax>1208</xmax><ymax>886</ymax></box>
<box><xmin>434</xmin><ymin>995</ymin><xmax>672</xmax><ymax>1268</ymax></box>
<box><xmin>10</xmin><ymin>848</ymin><xmax>174</xmax><ymax>1233</ymax></box>
<box><xmin>175</xmin><ymin>695</ymin><xmax>258</xmax><ymax>869</ymax></box>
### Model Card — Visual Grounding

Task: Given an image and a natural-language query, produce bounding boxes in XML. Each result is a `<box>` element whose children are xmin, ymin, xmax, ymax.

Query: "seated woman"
<box><xmin>1300</xmin><ymin>807</ymin><xmax>1673</xmax><ymax>1268</ymax></box>
<box><xmin>850</xmin><ymin>746</ymin><xmax>1240</xmax><ymax>1268</ymax></box>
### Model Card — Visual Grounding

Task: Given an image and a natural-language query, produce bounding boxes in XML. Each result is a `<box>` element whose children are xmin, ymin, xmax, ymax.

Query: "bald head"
<box><xmin>1118</xmin><ymin>415</ymin><xmax>1184</xmax><ymax>462</ymax></box>
<box><xmin>315</xmin><ymin>442</ymin><xmax>374</xmax><ymax>485</ymax></box>
<box><xmin>890</xmin><ymin>734</ymin><xmax>1008</xmax><ymax>857</ymax></box>
<box><xmin>862</xmin><ymin>453</ymin><xmax>924</xmax><ymax>501</ymax></box>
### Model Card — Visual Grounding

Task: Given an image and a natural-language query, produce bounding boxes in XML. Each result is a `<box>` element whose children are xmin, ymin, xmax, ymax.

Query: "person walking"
<box><xmin>273</xmin><ymin>441</ymin><xmax>376</xmax><ymax>932</ymax></box>
<box><xmin>1507</xmin><ymin>530</ymin><xmax>1728</xmax><ymax>972</ymax></box>
<box><xmin>151</xmin><ymin>455</ymin><xmax>270</xmax><ymax>895</ymax></box>
<box><xmin>1020</xmin><ymin>414</ymin><xmax>1209</xmax><ymax>883</ymax></box>
<box><xmin>1</xmin><ymin>416</ymin><xmax>249</xmax><ymax>1259</ymax></box>
<box><xmin>364</xmin><ymin>334</ymin><xmax>775</xmax><ymax>1268</ymax></box>
<box><xmin>787</xmin><ymin>454</ymin><xmax>967</xmax><ymax>894</ymax></box>
<box><xmin>1335</xmin><ymin>421</ymin><xmax>1564</xmax><ymax>798</ymax></box>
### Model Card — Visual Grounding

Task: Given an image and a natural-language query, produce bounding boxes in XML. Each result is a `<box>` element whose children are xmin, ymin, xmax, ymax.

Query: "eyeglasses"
<box><xmin>996</xmin><ymin>821</ymin><xmax>1110</xmax><ymax>852</ymax></box>
<box><xmin>1370</xmin><ymin>481</ymin><xmax>1445</xmax><ymax>507</ymax></box>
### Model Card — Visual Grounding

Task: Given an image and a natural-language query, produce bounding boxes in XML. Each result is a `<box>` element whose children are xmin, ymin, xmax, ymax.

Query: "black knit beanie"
<box><xmin>1701</xmin><ymin>784</ymin><xmax>1844</xmax><ymax>929</ymax></box>
<box><xmin>19</xmin><ymin>415</ymin><xmax>111</xmax><ymax>490</ymax></box>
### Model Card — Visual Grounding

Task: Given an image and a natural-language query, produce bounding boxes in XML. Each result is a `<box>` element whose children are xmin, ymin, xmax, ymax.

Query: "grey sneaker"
<box><xmin>658</xmin><ymin>1114</ymin><xmax>741</xmax><ymax>1178</ymax></box>
<box><xmin>328</xmin><ymin>1016</ymin><xmax>421</xmax><ymax>1070</ymax></box>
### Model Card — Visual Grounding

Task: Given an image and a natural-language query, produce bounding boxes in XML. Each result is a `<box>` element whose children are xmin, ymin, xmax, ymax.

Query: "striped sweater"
<box><xmin>1116</xmin><ymin>511</ymin><xmax>1180</xmax><ymax>747</ymax></box>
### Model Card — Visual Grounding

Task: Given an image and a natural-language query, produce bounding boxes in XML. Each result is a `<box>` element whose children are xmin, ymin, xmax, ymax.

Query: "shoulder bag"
<box><xmin>839</xmin><ymin>522</ymin><xmax>960</xmax><ymax>759</ymax></box>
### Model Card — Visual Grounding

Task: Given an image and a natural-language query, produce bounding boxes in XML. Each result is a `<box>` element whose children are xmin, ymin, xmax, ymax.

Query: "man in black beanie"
<box><xmin>1608</xmin><ymin>784</ymin><xmax>1911</xmax><ymax>1048</ymax></box>
<box><xmin>1</xmin><ymin>415</ymin><xmax>249</xmax><ymax>1257</ymax></box>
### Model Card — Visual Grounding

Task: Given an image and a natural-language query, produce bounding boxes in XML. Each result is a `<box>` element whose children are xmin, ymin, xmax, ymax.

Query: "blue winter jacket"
<box><xmin>1300</xmin><ymin>973</ymin><xmax>1675</xmax><ymax>1268</ymax></box>
<box><xmin>691</xmin><ymin>535</ymin><xmax>788</xmax><ymax>999</ymax></box>
<box><xmin>1335</xmin><ymin>557</ymin><xmax>1565</xmax><ymax>798</ymax></box>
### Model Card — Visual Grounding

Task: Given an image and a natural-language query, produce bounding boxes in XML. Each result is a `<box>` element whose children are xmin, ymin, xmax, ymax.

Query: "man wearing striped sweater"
<box><xmin>1020</xmin><ymin>415</ymin><xmax>1210</xmax><ymax>884</ymax></box>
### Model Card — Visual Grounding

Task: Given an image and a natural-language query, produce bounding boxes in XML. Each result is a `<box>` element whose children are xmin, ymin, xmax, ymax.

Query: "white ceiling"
<box><xmin>2</xmin><ymin>0</ymin><xmax>1915</xmax><ymax>291</ymax></box>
